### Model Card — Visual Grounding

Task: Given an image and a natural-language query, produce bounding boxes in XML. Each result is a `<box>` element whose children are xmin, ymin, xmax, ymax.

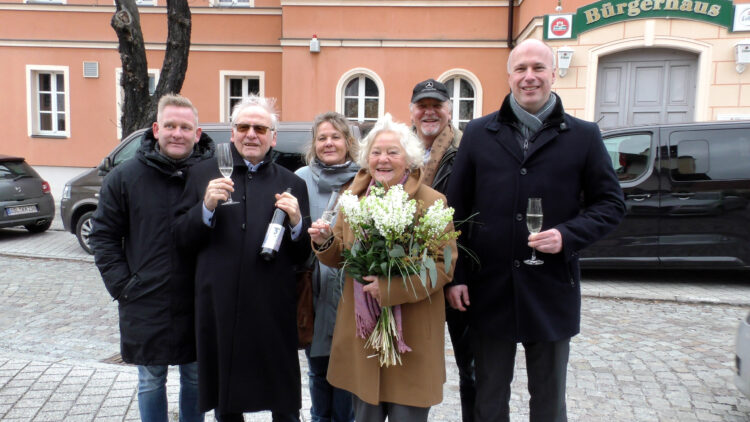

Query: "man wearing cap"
<box><xmin>410</xmin><ymin>78</ymin><xmax>475</xmax><ymax>422</ymax></box>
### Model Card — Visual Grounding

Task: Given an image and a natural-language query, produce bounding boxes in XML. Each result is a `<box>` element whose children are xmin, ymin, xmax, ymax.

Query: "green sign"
<box><xmin>545</xmin><ymin>0</ymin><xmax>735</xmax><ymax>39</ymax></box>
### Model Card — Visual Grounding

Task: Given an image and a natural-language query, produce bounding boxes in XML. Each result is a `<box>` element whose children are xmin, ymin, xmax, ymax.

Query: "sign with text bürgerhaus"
<box><xmin>544</xmin><ymin>0</ymin><xmax>738</xmax><ymax>40</ymax></box>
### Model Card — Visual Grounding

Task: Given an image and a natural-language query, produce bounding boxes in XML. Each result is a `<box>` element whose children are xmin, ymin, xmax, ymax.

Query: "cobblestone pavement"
<box><xmin>1</xmin><ymin>228</ymin><xmax>750</xmax><ymax>421</ymax></box>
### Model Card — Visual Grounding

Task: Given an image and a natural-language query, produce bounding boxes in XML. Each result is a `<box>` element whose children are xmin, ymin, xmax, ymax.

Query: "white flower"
<box><xmin>368</xmin><ymin>185</ymin><xmax>416</xmax><ymax>240</ymax></box>
<box><xmin>339</xmin><ymin>190</ymin><xmax>369</xmax><ymax>231</ymax></box>
<box><xmin>420</xmin><ymin>199</ymin><xmax>454</xmax><ymax>239</ymax></box>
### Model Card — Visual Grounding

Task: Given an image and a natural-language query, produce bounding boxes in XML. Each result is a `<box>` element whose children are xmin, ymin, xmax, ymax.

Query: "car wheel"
<box><xmin>24</xmin><ymin>220</ymin><xmax>52</xmax><ymax>233</ymax></box>
<box><xmin>76</xmin><ymin>211</ymin><xmax>95</xmax><ymax>255</ymax></box>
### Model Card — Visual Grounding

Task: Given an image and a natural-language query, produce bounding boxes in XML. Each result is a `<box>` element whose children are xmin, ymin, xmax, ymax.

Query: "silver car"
<box><xmin>0</xmin><ymin>155</ymin><xmax>55</xmax><ymax>233</ymax></box>
<box><xmin>737</xmin><ymin>311</ymin><xmax>750</xmax><ymax>399</ymax></box>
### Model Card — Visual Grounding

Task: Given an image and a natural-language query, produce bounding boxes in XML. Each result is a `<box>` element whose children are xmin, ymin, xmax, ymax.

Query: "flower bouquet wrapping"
<box><xmin>338</xmin><ymin>183</ymin><xmax>458</xmax><ymax>367</ymax></box>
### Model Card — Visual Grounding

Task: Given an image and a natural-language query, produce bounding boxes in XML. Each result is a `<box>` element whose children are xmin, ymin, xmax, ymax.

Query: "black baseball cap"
<box><xmin>411</xmin><ymin>79</ymin><xmax>450</xmax><ymax>103</ymax></box>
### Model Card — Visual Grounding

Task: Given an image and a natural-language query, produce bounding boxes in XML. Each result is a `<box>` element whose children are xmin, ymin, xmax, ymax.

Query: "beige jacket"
<box><xmin>316</xmin><ymin>168</ymin><xmax>458</xmax><ymax>407</ymax></box>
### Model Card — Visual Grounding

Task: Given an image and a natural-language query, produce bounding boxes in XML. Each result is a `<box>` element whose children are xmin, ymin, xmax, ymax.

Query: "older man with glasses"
<box><xmin>176</xmin><ymin>95</ymin><xmax>311</xmax><ymax>422</ymax></box>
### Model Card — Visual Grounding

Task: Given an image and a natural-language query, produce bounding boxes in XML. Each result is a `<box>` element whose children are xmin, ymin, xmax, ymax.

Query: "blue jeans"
<box><xmin>305</xmin><ymin>349</ymin><xmax>354</xmax><ymax>422</ymax></box>
<box><xmin>137</xmin><ymin>363</ymin><xmax>204</xmax><ymax>422</ymax></box>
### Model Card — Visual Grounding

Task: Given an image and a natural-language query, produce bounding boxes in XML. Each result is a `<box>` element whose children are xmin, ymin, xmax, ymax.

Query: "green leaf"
<box><xmin>351</xmin><ymin>241</ymin><xmax>361</xmax><ymax>257</ymax></box>
<box><xmin>380</xmin><ymin>262</ymin><xmax>388</xmax><ymax>275</ymax></box>
<box><xmin>444</xmin><ymin>245</ymin><xmax>452</xmax><ymax>275</ymax></box>
<box><xmin>419</xmin><ymin>265</ymin><xmax>427</xmax><ymax>287</ymax></box>
<box><xmin>389</xmin><ymin>244</ymin><xmax>406</xmax><ymax>258</ymax></box>
<box><xmin>411</xmin><ymin>243</ymin><xmax>420</xmax><ymax>256</ymax></box>
<box><xmin>424</xmin><ymin>257</ymin><xmax>437</xmax><ymax>288</ymax></box>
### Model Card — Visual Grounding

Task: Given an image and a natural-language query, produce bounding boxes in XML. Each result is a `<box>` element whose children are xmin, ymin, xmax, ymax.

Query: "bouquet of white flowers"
<box><xmin>338</xmin><ymin>183</ymin><xmax>458</xmax><ymax>366</ymax></box>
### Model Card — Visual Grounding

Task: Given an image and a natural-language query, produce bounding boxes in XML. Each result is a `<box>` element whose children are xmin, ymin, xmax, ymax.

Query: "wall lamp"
<box><xmin>557</xmin><ymin>46</ymin><xmax>574</xmax><ymax>77</ymax></box>
<box><xmin>735</xmin><ymin>40</ymin><xmax>750</xmax><ymax>74</ymax></box>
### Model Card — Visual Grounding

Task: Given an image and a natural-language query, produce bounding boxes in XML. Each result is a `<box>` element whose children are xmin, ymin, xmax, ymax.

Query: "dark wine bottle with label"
<box><xmin>260</xmin><ymin>188</ymin><xmax>292</xmax><ymax>261</ymax></box>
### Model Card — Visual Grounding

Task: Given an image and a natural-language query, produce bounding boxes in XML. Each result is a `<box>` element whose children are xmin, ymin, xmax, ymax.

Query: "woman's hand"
<box><xmin>308</xmin><ymin>218</ymin><xmax>333</xmax><ymax>245</ymax></box>
<box><xmin>362</xmin><ymin>275</ymin><xmax>380</xmax><ymax>305</ymax></box>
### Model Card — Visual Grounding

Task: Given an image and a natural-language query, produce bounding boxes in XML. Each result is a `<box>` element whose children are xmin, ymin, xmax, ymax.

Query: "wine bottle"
<box><xmin>260</xmin><ymin>188</ymin><xmax>292</xmax><ymax>261</ymax></box>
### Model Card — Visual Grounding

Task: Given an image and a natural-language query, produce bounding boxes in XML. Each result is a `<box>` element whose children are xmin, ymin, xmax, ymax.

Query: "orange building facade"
<box><xmin>2</xmin><ymin>0</ymin><xmax>750</xmax><ymax>170</ymax></box>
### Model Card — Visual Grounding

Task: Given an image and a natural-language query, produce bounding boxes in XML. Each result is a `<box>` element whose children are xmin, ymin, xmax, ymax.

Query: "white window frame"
<box><xmin>219</xmin><ymin>71</ymin><xmax>265</xmax><ymax>122</ymax></box>
<box><xmin>24</xmin><ymin>0</ymin><xmax>65</xmax><ymax>4</ymax></box>
<box><xmin>26</xmin><ymin>65</ymin><xmax>70</xmax><ymax>138</ymax></box>
<box><xmin>438</xmin><ymin>69</ymin><xmax>483</xmax><ymax>129</ymax></box>
<box><xmin>110</xmin><ymin>0</ymin><xmax>156</xmax><ymax>5</ymax></box>
<box><xmin>336</xmin><ymin>68</ymin><xmax>385</xmax><ymax>124</ymax></box>
<box><xmin>115</xmin><ymin>68</ymin><xmax>160</xmax><ymax>139</ymax></box>
<box><xmin>212</xmin><ymin>0</ymin><xmax>252</xmax><ymax>7</ymax></box>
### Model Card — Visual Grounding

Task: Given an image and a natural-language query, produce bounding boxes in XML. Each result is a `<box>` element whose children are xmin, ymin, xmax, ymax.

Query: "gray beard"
<box><xmin>419</xmin><ymin>123</ymin><xmax>443</xmax><ymax>138</ymax></box>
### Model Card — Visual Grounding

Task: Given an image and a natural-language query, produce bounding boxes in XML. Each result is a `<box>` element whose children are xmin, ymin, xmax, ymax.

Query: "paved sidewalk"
<box><xmin>1</xmin><ymin>228</ymin><xmax>749</xmax><ymax>306</ymax></box>
<box><xmin>2</xmin><ymin>227</ymin><xmax>750</xmax><ymax>421</ymax></box>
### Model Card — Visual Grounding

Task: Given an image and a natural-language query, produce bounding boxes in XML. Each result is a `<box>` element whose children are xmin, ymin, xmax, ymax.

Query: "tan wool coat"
<box><xmin>315</xmin><ymin>168</ymin><xmax>458</xmax><ymax>408</ymax></box>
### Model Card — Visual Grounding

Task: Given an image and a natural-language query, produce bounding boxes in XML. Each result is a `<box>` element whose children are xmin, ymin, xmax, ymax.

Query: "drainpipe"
<box><xmin>507</xmin><ymin>0</ymin><xmax>515</xmax><ymax>49</ymax></box>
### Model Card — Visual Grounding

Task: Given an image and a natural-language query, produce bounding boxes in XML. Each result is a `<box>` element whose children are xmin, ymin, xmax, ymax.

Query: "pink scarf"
<box><xmin>353</xmin><ymin>172</ymin><xmax>413</xmax><ymax>355</ymax></box>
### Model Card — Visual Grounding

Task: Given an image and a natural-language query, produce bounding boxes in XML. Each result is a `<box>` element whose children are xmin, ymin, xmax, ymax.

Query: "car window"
<box><xmin>108</xmin><ymin>126</ymin><xmax>309</xmax><ymax>172</ymax></box>
<box><xmin>0</xmin><ymin>161</ymin><xmax>35</xmax><ymax>180</ymax></box>
<box><xmin>603</xmin><ymin>133</ymin><xmax>652</xmax><ymax>182</ymax></box>
<box><xmin>204</xmin><ymin>130</ymin><xmax>232</xmax><ymax>144</ymax></box>
<box><xmin>669</xmin><ymin>129</ymin><xmax>750</xmax><ymax>181</ymax></box>
<box><xmin>113</xmin><ymin>133</ymin><xmax>144</xmax><ymax>167</ymax></box>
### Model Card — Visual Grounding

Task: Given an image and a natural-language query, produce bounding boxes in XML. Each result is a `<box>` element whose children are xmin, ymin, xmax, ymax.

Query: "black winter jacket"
<box><xmin>90</xmin><ymin>129</ymin><xmax>214</xmax><ymax>364</ymax></box>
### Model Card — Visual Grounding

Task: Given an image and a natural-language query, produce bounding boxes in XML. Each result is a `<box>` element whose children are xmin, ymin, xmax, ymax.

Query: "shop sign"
<box><xmin>548</xmin><ymin>14</ymin><xmax>574</xmax><ymax>38</ymax></box>
<box><xmin>545</xmin><ymin>0</ymin><xmax>735</xmax><ymax>39</ymax></box>
<box><xmin>734</xmin><ymin>3</ymin><xmax>750</xmax><ymax>31</ymax></box>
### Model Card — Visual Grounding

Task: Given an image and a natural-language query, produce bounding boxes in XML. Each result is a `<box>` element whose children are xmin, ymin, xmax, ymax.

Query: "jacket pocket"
<box><xmin>118</xmin><ymin>274</ymin><xmax>160</xmax><ymax>303</ymax></box>
<box><xmin>566</xmin><ymin>257</ymin><xmax>580</xmax><ymax>288</ymax></box>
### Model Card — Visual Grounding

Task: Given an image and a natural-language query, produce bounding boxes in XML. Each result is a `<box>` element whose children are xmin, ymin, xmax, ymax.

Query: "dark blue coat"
<box><xmin>447</xmin><ymin>94</ymin><xmax>625</xmax><ymax>342</ymax></box>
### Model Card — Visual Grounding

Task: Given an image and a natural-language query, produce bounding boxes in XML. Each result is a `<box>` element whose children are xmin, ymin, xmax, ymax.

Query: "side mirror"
<box><xmin>97</xmin><ymin>157</ymin><xmax>113</xmax><ymax>176</ymax></box>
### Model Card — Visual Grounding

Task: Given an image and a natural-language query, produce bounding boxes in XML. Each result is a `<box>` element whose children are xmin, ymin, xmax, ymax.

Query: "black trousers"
<box><xmin>352</xmin><ymin>396</ymin><xmax>429</xmax><ymax>422</ymax></box>
<box><xmin>446</xmin><ymin>306</ymin><xmax>476</xmax><ymax>422</ymax></box>
<box><xmin>472</xmin><ymin>333</ymin><xmax>570</xmax><ymax>422</ymax></box>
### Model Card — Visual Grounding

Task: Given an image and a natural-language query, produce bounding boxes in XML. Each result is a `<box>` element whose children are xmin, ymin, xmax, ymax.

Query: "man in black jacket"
<box><xmin>90</xmin><ymin>94</ymin><xmax>214</xmax><ymax>422</ymax></box>
<box><xmin>176</xmin><ymin>95</ymin><xmax>310</xmax><ymax>422</ymax></box>
<box><xmin>410</xmin><ymin>78</ymin><xmax>474</xmax><ymax>422</ymax></box>
<box><xmin>447</xmin><ymin>39</ymin><xmax>625</xmax><ymax>421</ymax></box>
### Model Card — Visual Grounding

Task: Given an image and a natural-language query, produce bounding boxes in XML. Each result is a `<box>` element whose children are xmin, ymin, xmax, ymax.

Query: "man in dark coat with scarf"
<box><xmin>176</xmin><ymin>95</ymin><xmax>310</xmax><ymax>422</ymax></box>
<box><xmin>446</xmin><ymin>39</ymin><xmax>626</xmax><ymax>421</ymax></box>
<box><xmin>90</xmin><ymin>94</ymin><xmax>213</xmax><ymax>422</ymax></box>
<box><xmin>410</xmin><ymin>78</ymin><xmax>475</xmax><ymax>422</ymax></box>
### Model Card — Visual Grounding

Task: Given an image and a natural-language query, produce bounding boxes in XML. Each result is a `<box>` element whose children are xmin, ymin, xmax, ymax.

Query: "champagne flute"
<box><xmin>524</xmin><ymin>197</ymin><xmax>544</xmax><ymax>265</ymax></box>
<box><xmin>319</xmin><ymin>190</ymin><xmax>339</xmax><ymax>236</ymax></box>
<box><xmin>216</xmin><ymin>143</ymin><xmax>236</xmax><ymax>205</ymax></box>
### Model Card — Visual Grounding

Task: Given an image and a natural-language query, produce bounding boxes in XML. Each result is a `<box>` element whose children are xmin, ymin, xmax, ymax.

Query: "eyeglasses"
<box><xmin>234</xmin><ymin>123</ymin><xmax>272</xmax><ymax>135</ymax></box>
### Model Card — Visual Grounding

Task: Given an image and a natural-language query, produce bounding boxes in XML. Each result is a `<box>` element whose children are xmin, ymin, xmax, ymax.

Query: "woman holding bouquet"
<box><xmin>309</xmin><ymin>113</ymin><xmax>458</xmax><ymax>422</ymax></box>
<box><xmin>295</xmin><ymin>112</ymin><xmax>360</xmax><ymax>422</ymax></box>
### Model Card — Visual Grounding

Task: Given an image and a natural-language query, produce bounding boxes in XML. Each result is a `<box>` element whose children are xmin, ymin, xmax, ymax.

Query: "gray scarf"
<box><xmin>509</xmin><ymin>93</ymin><xmax>557</xmax><ymax>141</ymax></box>
<box><xmin>309</xmin><ymin>159</ymin><xmax>360</xmax><ymax>193</ymax></box>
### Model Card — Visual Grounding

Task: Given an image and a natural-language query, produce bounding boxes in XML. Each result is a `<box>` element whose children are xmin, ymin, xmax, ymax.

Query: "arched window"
<box><xmin>337</xmin><ymin>69</ymin><xmax>384</xmax><ymax>124</ymax></box>
<box><xmin>439</xmin><ymin>70</ymin><xmax>482</xmax><ymax>131</ymax></box>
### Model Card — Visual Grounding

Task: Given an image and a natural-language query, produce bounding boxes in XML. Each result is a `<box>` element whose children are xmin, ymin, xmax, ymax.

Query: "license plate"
<box><xmin>5</xmin><ymin>204</ymin><xmax>38</xmax><ymax>216</ymax></box>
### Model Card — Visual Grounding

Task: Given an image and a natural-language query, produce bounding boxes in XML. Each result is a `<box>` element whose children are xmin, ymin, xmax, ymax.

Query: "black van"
<box><xmin>60</xmin><ymin>122</ymin><xmax>319</xmax><ymax>254</ymax></box>
<box><xmin>581</xmin><ymin>120</ymin><xmax>750</xmax><ymax>270</ymax></box>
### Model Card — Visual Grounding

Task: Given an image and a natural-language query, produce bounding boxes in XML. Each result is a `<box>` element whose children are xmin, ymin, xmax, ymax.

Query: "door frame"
<box><xmin>583</xmin><ymin>20</ymin><xmax>711</xmax><ymax>123</ymax></box>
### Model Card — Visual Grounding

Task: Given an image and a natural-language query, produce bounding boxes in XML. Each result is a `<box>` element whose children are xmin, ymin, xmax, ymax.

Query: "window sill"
<box><xmin>31</xmin><ymin>134</ymin><xmax>69</xmax><ymax>139</ymax></box>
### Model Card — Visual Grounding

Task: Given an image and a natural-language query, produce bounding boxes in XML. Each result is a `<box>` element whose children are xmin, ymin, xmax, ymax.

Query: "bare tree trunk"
<box><xmin>112</xmin><ymin>0</ymin><xmax>191</xmax><ymax>138</ymax></box>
